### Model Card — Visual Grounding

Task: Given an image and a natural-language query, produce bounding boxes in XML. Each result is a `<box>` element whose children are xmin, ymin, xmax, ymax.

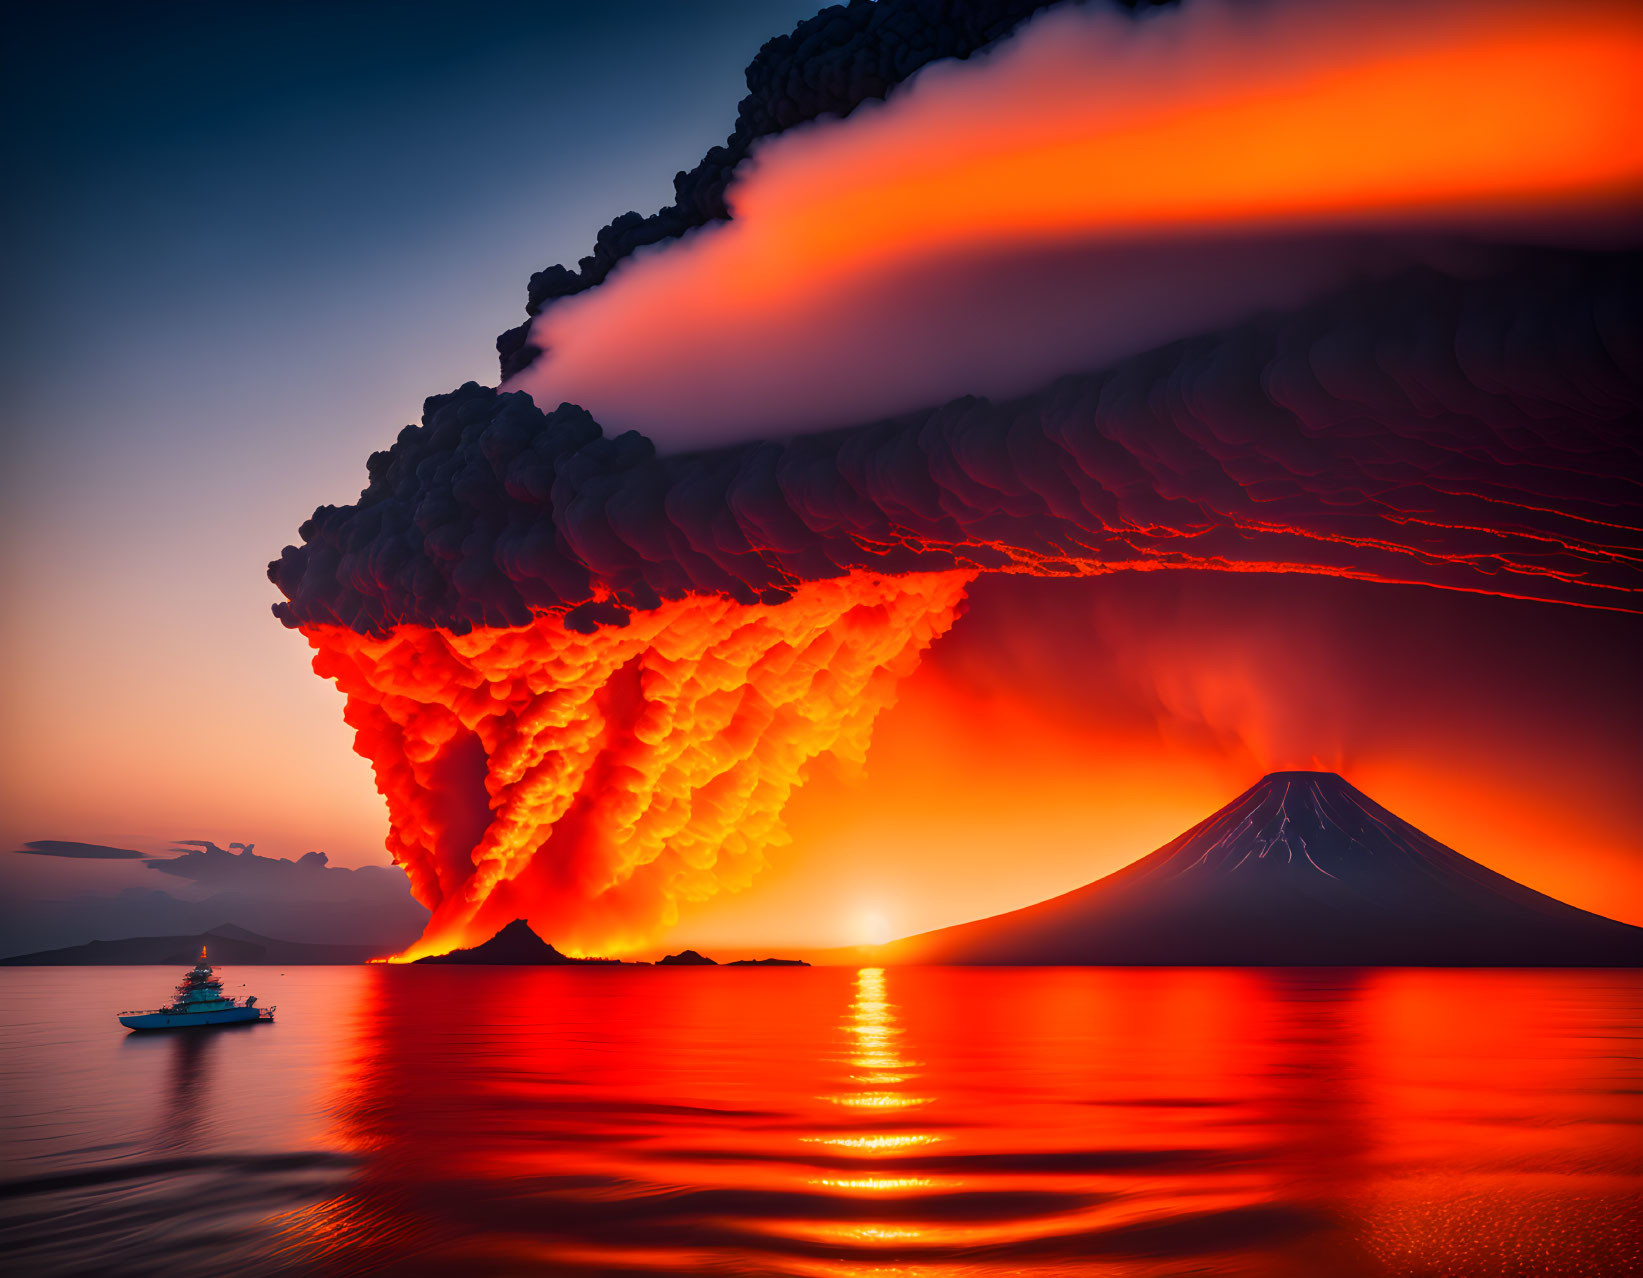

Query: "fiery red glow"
<box><xmin>303</xmin><ymin>571</ymin><xmax>970</xmax><ymax>958</ymax></box>
<box><xmin>307</xmin><ymin>554</ymin><xmax>1642</xmax><ymax>959</ymax></box>
<box><xmin>680</xmin><ymin>570</ymin><xmax>1642</xmax><ymax>951</ymax></box>
<box><xmin>270</xmin><ymin>964</ymin><xmax>1643</xmax><ymax>1274</ymax></box>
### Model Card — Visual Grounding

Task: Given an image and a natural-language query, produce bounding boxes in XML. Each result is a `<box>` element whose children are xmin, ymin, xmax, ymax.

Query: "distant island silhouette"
<box><xmin>409</xmin><ymin>926</ymin><xmax>810</xmax><ymax>966</ymax></box>
<box><xmin>657</xmin><ymin>949</ymin><xmax>809</xmax><ymax>966</ymax></box>
<box><xmin>658</xmin><ymin>949</ymin><xmax>717</xmax><ymax>965</ymax></box>
<box><xmin>0</xmin><ymin>924</ymin><xmax>384</xmax><ymax>966</ymax></box>
<box><xmin>862</xmin><ymin>772</ymin><xmax>1643</xmax><ymax>966</ymax></box>
<box><xmin>413</xmin><ymin>921</ymin><xmax>810</xmax><ymax>966</ymax></box>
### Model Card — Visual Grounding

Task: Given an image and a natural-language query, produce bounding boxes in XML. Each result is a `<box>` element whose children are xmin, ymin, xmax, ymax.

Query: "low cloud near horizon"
<box><xmin>11</xmin><ymin>840</ymin><xmax>147</xmax><ymax>860</ymax></box>
<box><xmin>1</xmin><ymin>836</ymin><xmax>427</xmax><ymax>957</ymax></box>
<box><xmin>149</xmin><ymin>839</ymin><xmax>405</xmax><ymax>894</ymax></box>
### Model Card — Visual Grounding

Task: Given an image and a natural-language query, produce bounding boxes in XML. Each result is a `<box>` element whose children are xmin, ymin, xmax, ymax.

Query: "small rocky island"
<box><xmin>657</xmin><ymin>949</ymin><xmax>717</xmax><ymax>965</ymax></box>
<box><xmin>657</xmin><ymin>949</ymin><xmax>809</xmax><ymax>966</ymax></box>
<box><xmin>413</xmin><ymin>920</ymin><xmax>623</xmax><ymax>965</ymax></box>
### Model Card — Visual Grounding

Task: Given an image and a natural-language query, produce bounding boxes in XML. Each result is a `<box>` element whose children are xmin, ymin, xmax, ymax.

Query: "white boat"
<box><xmin>117</xmin><ymin>948</ymin><xmax>275</xmax><ymax>1031</ymax></box>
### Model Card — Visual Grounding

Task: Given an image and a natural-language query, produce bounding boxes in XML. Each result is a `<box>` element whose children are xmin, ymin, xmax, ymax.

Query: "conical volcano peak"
<box><xmin>1219</xmin><ymin>771</ymin><xmax>1385</xmax><ymax>852</ymax></box>
<box><xmin>1254</xmin><ymin>769</ymin><xmax>1350</xmax><ymax>788</ymax></box>
<box><xmin>873</xmin><ymin>772</ymin><xmax>1643</xmax><ymax>966</ymax></box>
<box><xmin>1166</xmin><ymin>770</ymin><xmax>1415</xmax><ymax>886</ymax></box>
<box><xmin>1239</xmin><ymin>770</ymin><xmax>1375</xmax><ymax>815</ymax></box>
<box><xmin>414</xmin><ymin>918</ymin><xmax>574</xmax><ymax>964</ymax></box>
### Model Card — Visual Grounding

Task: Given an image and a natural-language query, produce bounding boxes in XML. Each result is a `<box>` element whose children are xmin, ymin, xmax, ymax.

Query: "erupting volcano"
<box><xmin>868</xmin><ymin>772</ymin><xmax>1643</xmax><ymax>965</ymax></box>
<box><xmin>268</xmin><ymin>0</ymin><xmax>1643</xmax><ymax>960</ymax></box>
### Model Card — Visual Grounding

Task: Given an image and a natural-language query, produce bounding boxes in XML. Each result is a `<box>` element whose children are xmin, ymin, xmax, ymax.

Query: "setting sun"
<box><xmin>854</xmin><ymin>910</ymin><xmax>894</xmax><ymax>948</ymax></box>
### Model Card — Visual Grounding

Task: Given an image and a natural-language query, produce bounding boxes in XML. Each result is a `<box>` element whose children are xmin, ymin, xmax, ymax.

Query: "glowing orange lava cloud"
<box><xmin>303</xmin><ymin>572</ymin><xmax>969</xmax><ymax>957</ymax></box>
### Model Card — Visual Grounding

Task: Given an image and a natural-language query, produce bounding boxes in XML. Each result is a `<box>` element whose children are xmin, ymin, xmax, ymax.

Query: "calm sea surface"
<box><xmin>1</xmin><ymin>966</ymin><xmax>1639</xmax><ymax>1276</ymax></box>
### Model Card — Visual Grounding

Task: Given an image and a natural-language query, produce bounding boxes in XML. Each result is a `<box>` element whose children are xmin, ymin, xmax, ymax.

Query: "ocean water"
<box><xmin>1</xmin><ymin>966</ymin><xmax>1639</xmax><ymax>1277</ymax></box>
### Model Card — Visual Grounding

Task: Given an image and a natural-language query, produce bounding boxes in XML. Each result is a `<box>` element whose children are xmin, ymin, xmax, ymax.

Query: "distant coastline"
<box><xmin>410</xmin><ymin>921</ymin><xmax>811</xmax><ymax>967</ymax></box>
<box><xmin>0</xmin><ymin>925</ymin><xmax>384</xmax><ymax>966</ymax></box>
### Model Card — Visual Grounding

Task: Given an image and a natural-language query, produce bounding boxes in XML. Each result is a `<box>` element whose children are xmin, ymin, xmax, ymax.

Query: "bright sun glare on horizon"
<box><xmin>856</xmin><ymin>910</ymin><xmax>893</xmax><ymax>947</ymax></box>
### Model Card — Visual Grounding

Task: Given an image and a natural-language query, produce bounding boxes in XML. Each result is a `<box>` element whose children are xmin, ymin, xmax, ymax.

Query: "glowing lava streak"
<box><xmin>302</xmin><ymin>571</ymin><xmax>970</xmax><ymax>958</ymax></box>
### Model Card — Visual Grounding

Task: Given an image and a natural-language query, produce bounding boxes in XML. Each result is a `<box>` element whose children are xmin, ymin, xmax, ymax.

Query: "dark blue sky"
<box><xmin>6</xmin><ymin>0</ymin><xmax>823</xmax><ymax>419</ymax></box>
<box><xmin>0</xmin><ymin>1</ymin><xmax>821</xmax><ymax>865</ymax></box>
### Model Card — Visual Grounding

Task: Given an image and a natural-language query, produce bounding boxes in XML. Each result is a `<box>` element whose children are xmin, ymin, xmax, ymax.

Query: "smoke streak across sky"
<box><xmin>271</xmin><ymin>0</ymin><xmax>1643</xmax><ymax>958</ymax></box>
<box><xmin>508</xmin><ymin>0</ymin><xmax>1643</xmax><ymax>445</ymax></box>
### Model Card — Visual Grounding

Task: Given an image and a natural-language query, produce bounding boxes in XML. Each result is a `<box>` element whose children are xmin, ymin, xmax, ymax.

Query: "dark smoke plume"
<box><xmin>273</xmin><ymin>249</ymin><xmax>1643</xmax><ymax>634</ymax></box>
<box><xmin>495</xmin><ymin>0</ymin><xmax>1168</xmax><ymax>377</ymax></box>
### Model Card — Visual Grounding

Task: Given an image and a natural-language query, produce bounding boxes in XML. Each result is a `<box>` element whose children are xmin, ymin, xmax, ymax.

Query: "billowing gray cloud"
<box><xmin>272</xmin><ymin>248</ymin><xmax>1643</xmax><ymax>635</ymax></box>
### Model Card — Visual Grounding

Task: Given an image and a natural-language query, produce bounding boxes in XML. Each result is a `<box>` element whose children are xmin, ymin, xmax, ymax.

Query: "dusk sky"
<box><xmin>1</xmin><ymin>0</ymin><xmax>817</xmax><ymax>875</ymax></box>
<box><xmin>4</xmin><ymin>0</ymin><xmax>1640</xmax><ymax>957</ymax></box>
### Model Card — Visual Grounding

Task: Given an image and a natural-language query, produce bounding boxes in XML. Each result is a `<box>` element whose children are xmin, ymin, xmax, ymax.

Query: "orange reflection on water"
<box><xmin>824</xmin><ymin>1093</ymin><xmax>932</xmax><ymax>1110</ymax></box>
<box><xmin>267</xmin><ymin>965</ymin><xmax>1642</xmax><ymax>1276</ymax></box>
<box><xmin>799</xmin><ymin>967</ymin><xmax>946</xmax><ymax>1246</ymax></box>
<box><xmin>802</xmin><ymin>1134</ymin><xmax>944</xmax><ymax>1155</ymax></box>
<box><xmin>809</xmin><ymin>1176</ymin><xmax>939</xmax><ymax>1193</ymax></box>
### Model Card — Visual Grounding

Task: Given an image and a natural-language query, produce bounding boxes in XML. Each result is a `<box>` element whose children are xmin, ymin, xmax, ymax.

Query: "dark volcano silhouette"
<box><xmin>874</xmin><ymin>773</ymin><xmax>1643</xmax><ymax>966</ymax></box>
<box><xmin>658</xmin><ymin>949</ymin><xmax>718</xmax><ymax>965</ymax></box>
<box><xmin>413</xmin><ymin>919</ymin><xmax>622</xmax><ymax>965</ymax></box>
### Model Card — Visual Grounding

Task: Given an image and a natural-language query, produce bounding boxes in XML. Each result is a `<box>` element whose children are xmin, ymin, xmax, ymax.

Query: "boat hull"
<box><xmin>119</xmin><ymin>1006</ymin><xmax>271</xmax><ymax>1030</ymax></box>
